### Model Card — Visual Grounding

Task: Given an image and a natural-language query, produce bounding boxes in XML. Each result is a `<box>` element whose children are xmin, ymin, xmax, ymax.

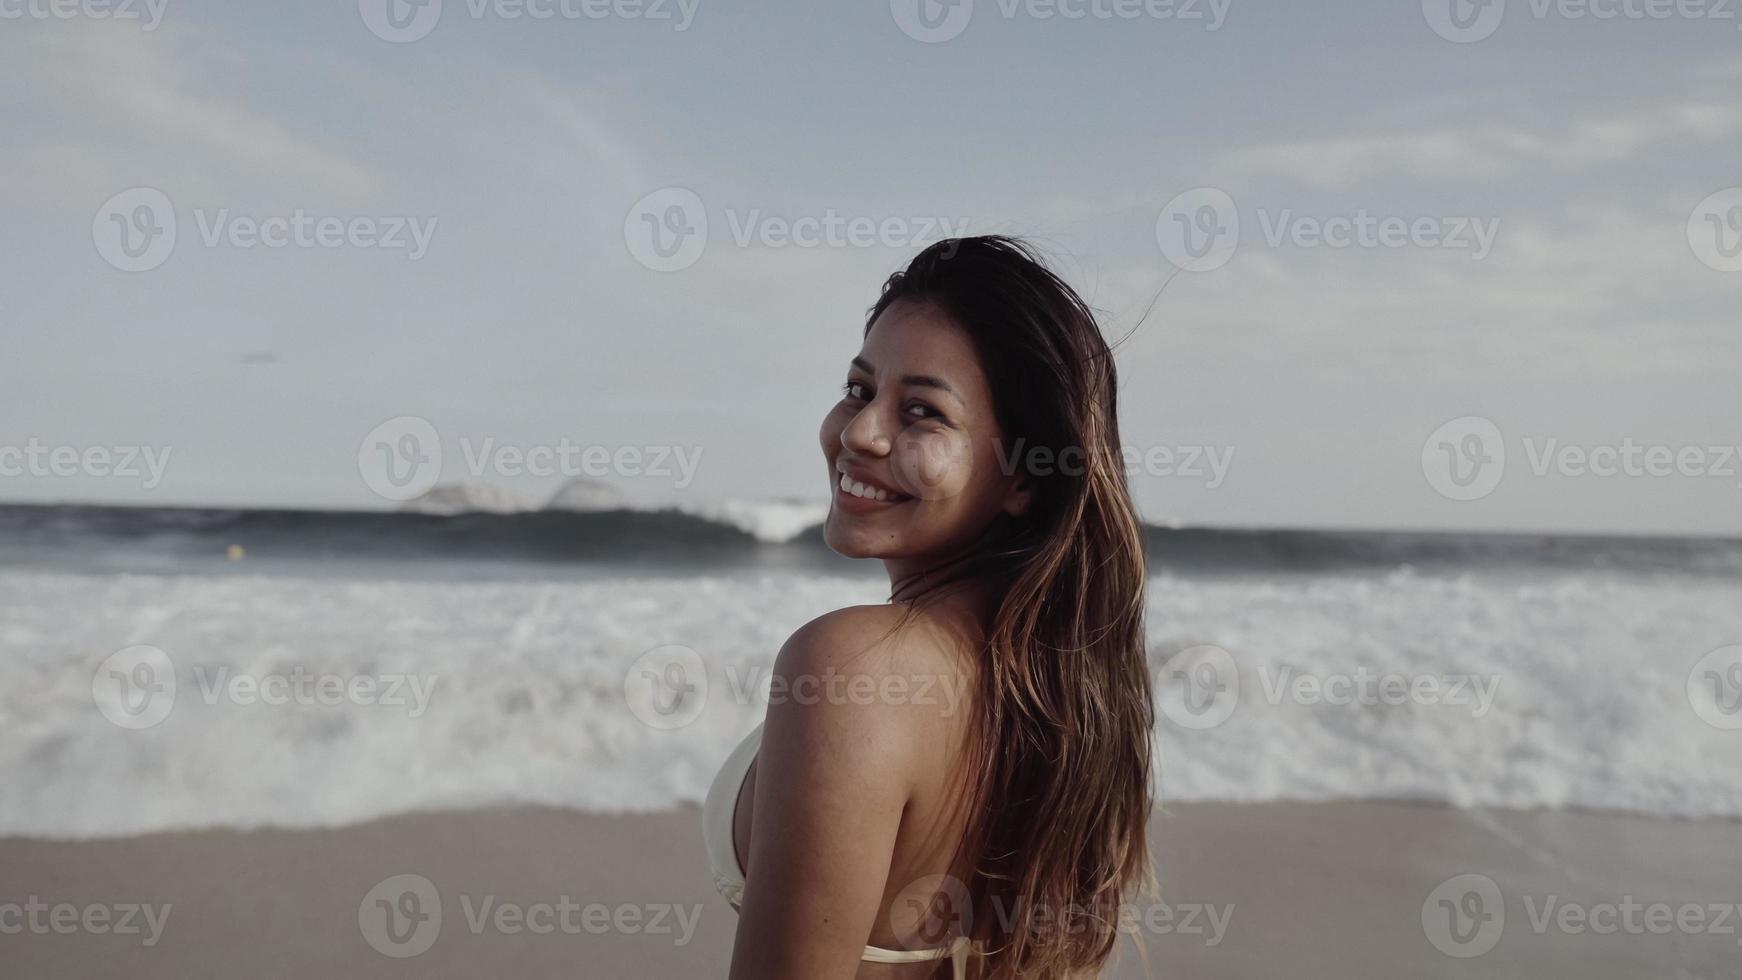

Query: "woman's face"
<box><xmin>819</xmin><ymin>298</ymin><xmax>1030</xmax><ymax>562</ymax></box>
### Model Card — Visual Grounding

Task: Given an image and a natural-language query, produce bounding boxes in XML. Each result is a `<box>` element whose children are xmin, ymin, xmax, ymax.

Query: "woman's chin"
<box><xmin>822</xmin><ymin>514</ymin><xmax>893</xmax><ymax>559</ymax></box>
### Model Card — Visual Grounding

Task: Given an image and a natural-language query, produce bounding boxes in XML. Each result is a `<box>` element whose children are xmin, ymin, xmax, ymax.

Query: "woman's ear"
<box><xmin>1002</xmin><ymin>476</ymin><xmax>1033</xmax><ymax>517</ymax></box>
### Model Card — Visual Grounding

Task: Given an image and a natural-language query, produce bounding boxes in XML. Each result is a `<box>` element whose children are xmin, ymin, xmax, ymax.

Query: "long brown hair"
<box><xmin>870</xmin><ymin>237</ymin><xmax>1154</xmax><ymax>978</ymax></box>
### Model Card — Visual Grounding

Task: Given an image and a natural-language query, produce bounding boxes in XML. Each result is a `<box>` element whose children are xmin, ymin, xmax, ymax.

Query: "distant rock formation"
<box><xmin>400</xmin><ymin>481</ymin><xmax>536</xmax><ymax>516</ymax></box>
<box><xmin>545</xmin><ymin>477</ymin><xmax>626</xmax><ymax>513</ymax></box>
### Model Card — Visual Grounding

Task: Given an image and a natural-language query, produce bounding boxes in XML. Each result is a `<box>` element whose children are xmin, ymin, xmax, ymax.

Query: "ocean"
<box><xmin>2</xmin><ymin>504</ymin><xmax>1739</xmax><ymax>839</ymax></box>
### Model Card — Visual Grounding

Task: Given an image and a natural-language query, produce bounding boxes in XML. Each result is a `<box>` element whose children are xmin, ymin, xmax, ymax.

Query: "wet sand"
<box><xmin>3</xmin><ymin>801</ymin><xmax>1738</xmax><ymax>979</ymax></box>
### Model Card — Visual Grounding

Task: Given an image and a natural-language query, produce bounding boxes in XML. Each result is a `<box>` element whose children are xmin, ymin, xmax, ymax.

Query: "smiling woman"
<box><xmin>704</xmin><ymin>237</ymin><xmax>1155</xmax><ymax>980</ymax></box>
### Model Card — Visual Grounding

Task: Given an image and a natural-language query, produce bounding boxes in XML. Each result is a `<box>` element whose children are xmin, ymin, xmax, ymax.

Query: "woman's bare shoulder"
<box><xmin>763</xmin><ymin>603</ymin><xmax>977</xmax><ymax>752</ymax></box>
<box><xmin>777</xmin><ymin>602</ymin><xmax>980</xmax><ymax>686</ymax></box>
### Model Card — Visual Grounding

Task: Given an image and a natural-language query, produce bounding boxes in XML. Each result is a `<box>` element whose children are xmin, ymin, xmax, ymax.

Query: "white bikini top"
<box><xmin>702</xmin><ymin>723</ymin><xmax>977</xmax><ymax>978</ymax></box>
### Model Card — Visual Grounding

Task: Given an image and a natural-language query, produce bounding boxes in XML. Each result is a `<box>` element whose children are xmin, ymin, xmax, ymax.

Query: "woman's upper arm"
<box><xmin>727</xmin><ymin>609</ymin><xmax>923</xmax><ymax>980</ymax></box>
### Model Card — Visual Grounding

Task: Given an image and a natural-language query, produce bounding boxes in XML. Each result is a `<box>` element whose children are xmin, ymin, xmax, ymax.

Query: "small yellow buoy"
<box><xmin>227</xmin><ymin>544</ymin><xmax>245</xmax><ymax>560</ymax></box>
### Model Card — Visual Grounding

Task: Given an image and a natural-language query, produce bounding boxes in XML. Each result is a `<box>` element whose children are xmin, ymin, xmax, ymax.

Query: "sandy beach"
<box><xmin>4</xmin><ymin>801</ymin><xmax>1738</xmax><ymax>979</ymax></box>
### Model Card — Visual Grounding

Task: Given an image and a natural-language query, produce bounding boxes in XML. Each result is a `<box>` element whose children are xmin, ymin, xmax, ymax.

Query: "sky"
<box><xmin>2</xmin><ymin>0</ymin><xmax>1739</xmax><ymax>535</ymax></box>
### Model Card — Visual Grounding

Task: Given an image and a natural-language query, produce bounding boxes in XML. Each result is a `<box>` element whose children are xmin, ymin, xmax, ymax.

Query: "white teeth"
<box><xmin>838</xmin><ymin>474</ymin><xmax>894</xmax><ymax>502</ymax></box>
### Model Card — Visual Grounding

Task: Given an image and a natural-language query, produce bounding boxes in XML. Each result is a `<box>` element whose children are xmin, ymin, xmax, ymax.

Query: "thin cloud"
<box><xmin>0</xmin><ymin>22</ymin><xmax>377</xmax><ymax>200</ymax></box>
<box><xmin>1213</xmin><ymin>92</ymin><xmax>1742</xmax><ymax>189</ymax></box>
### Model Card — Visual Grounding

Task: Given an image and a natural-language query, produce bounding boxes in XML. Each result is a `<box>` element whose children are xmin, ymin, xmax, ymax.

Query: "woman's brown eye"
<box><xmin>843</xmin><ymin>381</ymin><xmax>869</xmax><ymax>400</ymax></box>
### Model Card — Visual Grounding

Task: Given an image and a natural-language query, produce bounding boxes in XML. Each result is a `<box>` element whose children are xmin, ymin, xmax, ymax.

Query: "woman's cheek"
<box><xmin>818</xmin><ymin>405</ymin><xmax>848</xmax><ymax>456</ymax></box>
<box><xmin>893</xmin><ymin>426</ymin><xmax>973</xmax><ymax>501</ymax></box>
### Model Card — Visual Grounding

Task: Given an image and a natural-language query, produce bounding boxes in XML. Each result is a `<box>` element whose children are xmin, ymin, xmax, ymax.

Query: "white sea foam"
<box><xmin>1</xmin><ymin>563</ymin><xmax>1738</xmax><ymax>839</ymax></box>
<box><xmin>666</xmin><ymin>498</ymin><xmax>827</xmax><ymax>543</ymax></box>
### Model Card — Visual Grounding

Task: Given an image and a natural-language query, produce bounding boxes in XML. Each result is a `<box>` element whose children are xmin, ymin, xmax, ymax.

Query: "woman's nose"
<box><xmin>839</xmin><ymin>403</ymin><xmax>892</xmax><ymax>456</ymax></box>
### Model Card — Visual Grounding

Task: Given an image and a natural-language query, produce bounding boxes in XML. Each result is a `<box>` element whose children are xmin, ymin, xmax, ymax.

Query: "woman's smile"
<box><xmin>833</xmin><ymin>459</ymin><xmax>915</xmax><ymax>512</ymax></box>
